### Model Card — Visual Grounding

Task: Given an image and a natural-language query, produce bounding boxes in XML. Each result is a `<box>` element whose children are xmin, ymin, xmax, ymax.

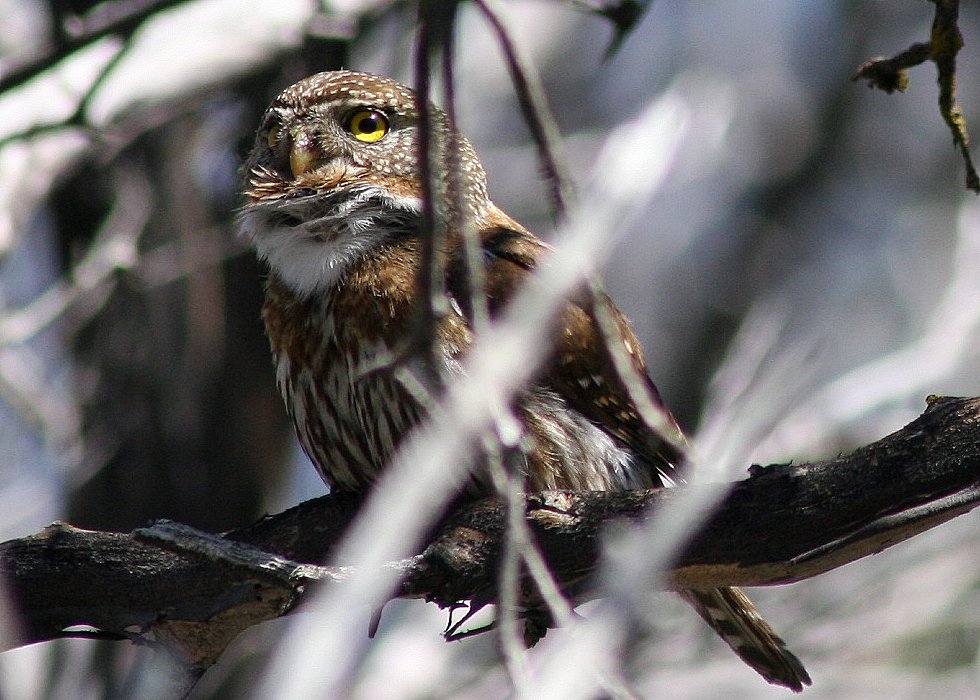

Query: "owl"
<box><xmin>238</xmin><ymin>70</ymin><xmax>809</xmax><ymax>691</ymax></box>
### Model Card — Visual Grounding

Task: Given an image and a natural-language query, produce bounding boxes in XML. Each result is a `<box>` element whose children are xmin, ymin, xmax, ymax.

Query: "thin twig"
<box><xmin>852</xmin><ymin>0</ymin><xmax>978</xmax><ymax>193</ymax></box>
<box><xmin>0</xmin><ymin>163</ymin><xmax>151</xmax><ymax>346</ymax></box>
<box><xmin>568</xmin><ymin>0</ymin><xmax>650</xmax><ymax>59</ymax></box>
<box><xmin>491</xmin><ymin>445</ymin><xmax>533</xmax><ymax>695</ymax></box>
<box><xmin>474</xmin><ymin>0</ymin><xmax>576</xmax><ymax>218</ymax></box>
<box><xmin>411</xmin><ymin>0</ymin><xmax>460</xmax><ymax>386</ymax></box>
<box><xmin>930</xmin><ymin>0</ymin><xmax>978</xmax><ymax>192</ymax></box>
<box><xmin>0</xmin><ymin>163</ymin><xmax>153</xmax><ymax>470</ymax></box>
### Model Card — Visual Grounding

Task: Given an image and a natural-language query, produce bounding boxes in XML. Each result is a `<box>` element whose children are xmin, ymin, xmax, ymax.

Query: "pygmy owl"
<box><xmin>238</xmin><ymin>70</ymin><xmax>809</xmax><ymax>691</ymax></box>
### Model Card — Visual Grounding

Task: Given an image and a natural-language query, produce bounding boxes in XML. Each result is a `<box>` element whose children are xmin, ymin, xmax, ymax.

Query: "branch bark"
<box><xmin>2</xmin><ymin>396</ymin><xmax>979</xmax><ymax>677</ymax></box>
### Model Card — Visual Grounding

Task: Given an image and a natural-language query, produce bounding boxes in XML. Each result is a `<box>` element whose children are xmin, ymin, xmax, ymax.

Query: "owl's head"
<box><xmin>238</xmin><ymin>70</ymin><xmax>491</xmax><ymax>297</ymax></box>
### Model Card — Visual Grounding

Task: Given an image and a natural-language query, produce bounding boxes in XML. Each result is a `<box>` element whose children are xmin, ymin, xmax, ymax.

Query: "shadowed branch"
<box><xmin>2</xmin><ymin>396</ymin><xmax>978</xmax><ymax>681</ymax></box>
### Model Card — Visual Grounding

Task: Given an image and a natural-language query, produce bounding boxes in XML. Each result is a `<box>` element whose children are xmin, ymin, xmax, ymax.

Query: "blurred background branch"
<box><xmin>0</xmin><ymin>0</ymin><xmax>191</xmax><ymax>94</ymax></box>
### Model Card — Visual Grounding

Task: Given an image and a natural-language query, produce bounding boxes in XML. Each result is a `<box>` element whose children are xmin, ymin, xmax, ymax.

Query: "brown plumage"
<box><xmin>239</xmin><ymin>70</ymin><xmax>810</xmax><ymax>691</ymax></box>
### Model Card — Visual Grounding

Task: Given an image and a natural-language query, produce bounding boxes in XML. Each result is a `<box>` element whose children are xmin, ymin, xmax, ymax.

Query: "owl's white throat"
<box><xmin>239</xmin><ymin>187</ymin><xmax>422</xmax><ymax>298</ymax></box>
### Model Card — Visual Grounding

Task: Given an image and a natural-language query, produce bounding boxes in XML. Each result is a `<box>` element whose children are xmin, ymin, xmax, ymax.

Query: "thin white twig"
<box><xmin>0</xmin><ymin>164</ymin><xmax>151</xmax><ymax>346</ymax></box>
<box><xmin>0</xmin><ymin>164</ymin><xmax>152</xmax><ymax>470</ymax></box>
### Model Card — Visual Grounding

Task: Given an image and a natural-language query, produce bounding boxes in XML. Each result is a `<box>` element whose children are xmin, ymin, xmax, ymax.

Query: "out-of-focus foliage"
<box><xmin>1</xmin><ymin>1</ymin><xmax>979</xmax><ymax>698</ymax></box>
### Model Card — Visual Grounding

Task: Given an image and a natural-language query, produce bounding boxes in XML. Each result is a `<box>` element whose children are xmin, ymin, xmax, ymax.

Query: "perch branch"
<box><xmin>1</xmin><ymin>396</ymin><xmax>979</xmax><ymax>675</ymax></box>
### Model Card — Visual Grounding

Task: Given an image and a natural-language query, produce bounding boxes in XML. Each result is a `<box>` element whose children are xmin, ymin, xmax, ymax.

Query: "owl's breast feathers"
<box><xmin>262</xmin><ymin>233</ymin><xmax>466</xmax><ymax>490</ymax></box>
<box><xmin>263</xmin><ymin>216</ymin><xmax>679</xmax><ymax>491</ymax></box>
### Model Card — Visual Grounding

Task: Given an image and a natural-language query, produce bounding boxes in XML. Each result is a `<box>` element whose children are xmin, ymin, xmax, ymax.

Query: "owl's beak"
<box><xmin>288</xmin><ymin>129</ymin><xmax>324</xmax><ymax>178</ymax></box>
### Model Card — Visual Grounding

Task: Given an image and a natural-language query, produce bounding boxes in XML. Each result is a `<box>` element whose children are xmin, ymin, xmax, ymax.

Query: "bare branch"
<box><xmin>2</xmin><ymin>396</ymin><xmax>978</xmax><ymax>688</ymax></box>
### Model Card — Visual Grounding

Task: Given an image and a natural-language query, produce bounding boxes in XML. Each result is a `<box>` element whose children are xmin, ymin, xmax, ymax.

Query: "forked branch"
<box><xmin>852</xmin><ymin>0</ymin><xmax>979</xmax><ymax>193</ymax></box>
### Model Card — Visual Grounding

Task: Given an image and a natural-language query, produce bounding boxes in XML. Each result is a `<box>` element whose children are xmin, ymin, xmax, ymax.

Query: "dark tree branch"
<box><xmin>2</xmin><ymin>396</ymin><xmax>979</xmax><ymax>678</ymax></box>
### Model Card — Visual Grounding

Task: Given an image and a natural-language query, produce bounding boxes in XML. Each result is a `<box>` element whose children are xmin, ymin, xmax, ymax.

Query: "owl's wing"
<box><xmin>446</xmin><ymin>216</ymin><xmax>685</xmax><ymax>485</ymax></box>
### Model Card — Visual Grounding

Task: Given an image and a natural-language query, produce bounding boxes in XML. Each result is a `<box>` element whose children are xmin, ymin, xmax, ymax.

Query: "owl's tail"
<box><xmin>681</xmin><ymin>587</ymin><xmax>811</xmax><ymax>692</ymax></box>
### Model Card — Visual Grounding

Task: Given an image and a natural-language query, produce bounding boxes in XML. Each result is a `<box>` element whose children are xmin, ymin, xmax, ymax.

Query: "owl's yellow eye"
<box><xmin>345</xmin><ymin>109</ymin><xmax>389</xmax><ymax>143</ymax></box>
